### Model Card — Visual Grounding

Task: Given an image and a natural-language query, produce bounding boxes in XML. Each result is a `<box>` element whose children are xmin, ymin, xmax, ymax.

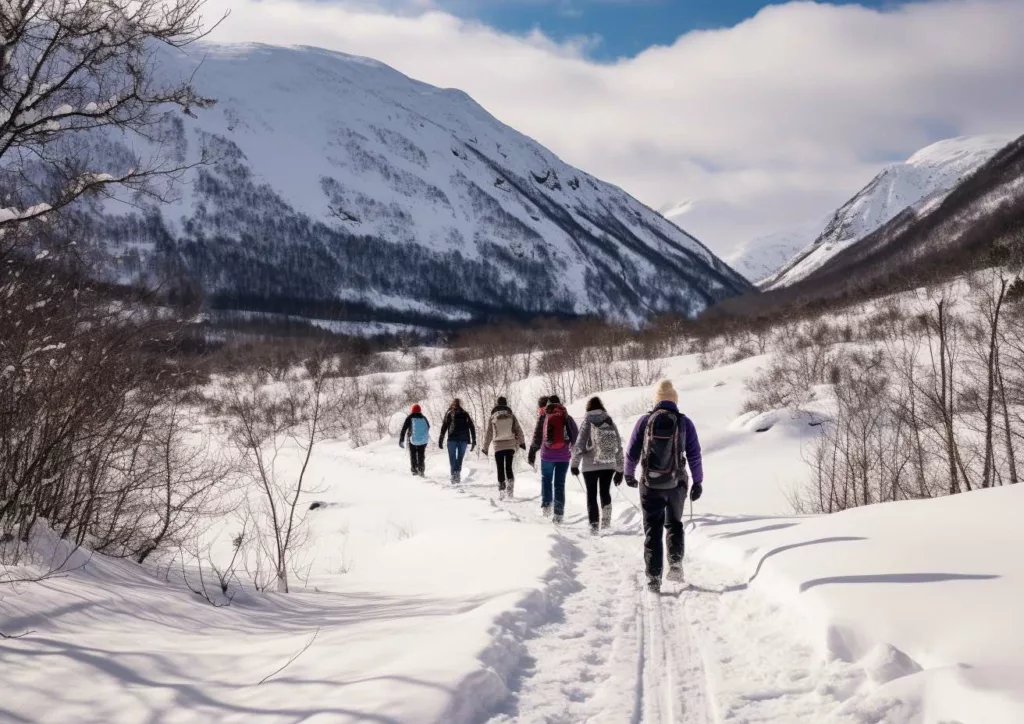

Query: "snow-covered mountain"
<box><xmin>717</xmin><ymin>219</ymin><xmax>826</xmax><ymax>285</ymax></box>
<box><xmin>760</xmin><ymin>135</ymin><xmax>1013</xmax><ymax>289</ymax></box>
<box><xmin>92</xmin><ymin>43</ymin><xmax>750</xmax><ymax>327</ymax></box>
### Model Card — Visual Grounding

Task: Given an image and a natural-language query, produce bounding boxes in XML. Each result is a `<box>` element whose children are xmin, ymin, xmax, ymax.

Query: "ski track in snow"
<box><xmin>398</xmin><ymin>464</ymin><xmax>858</xmax><ymax>724</ymax></box>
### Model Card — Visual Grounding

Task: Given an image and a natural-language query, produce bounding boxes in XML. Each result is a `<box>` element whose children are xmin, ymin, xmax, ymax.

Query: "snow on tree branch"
<box><xmin>0</xmin><ymin>0</ymin><xmax>222</xmax><ymax>239</ymax></box>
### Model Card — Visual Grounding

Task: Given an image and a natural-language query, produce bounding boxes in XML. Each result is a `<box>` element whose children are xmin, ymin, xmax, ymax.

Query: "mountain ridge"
<box><xmin>87</xmin><ymin>42</ymin><xmax>750</xmax><ymax>329</ymax></box>
<box><xmin>760</xmin><ymin>134</ymin><xmax>1013</xmax><ymax>288</ymax></box>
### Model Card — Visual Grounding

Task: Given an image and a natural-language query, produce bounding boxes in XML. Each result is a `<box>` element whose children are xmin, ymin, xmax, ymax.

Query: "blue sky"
<box><xmin>458</xmin><ymin>0</ymin><xmax>902</xmax><ymax>59</ymax></box>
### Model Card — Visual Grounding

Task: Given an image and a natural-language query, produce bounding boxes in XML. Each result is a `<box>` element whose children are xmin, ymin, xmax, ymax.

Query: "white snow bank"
<box><xmin>0</xmin><ymin>439</ymin><xmax>566</xmax><ymax>723</ymax></box>
<box><xmin>695</xmin><ymin>484</ymin><xmax>1024</xmax><ymax>723</ymax></box>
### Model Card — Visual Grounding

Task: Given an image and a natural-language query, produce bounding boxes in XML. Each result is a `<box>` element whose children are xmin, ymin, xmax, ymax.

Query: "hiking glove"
<box><xmin>519</xmin><ymin>443</ymin><xmax>526</xmax><ymax>450</ymax></box>
<box><xmin>690</xmin><ymin>483</ymin><xmax>703</xmax><ymax>502</ymax></box>
<box><xmin>613</xmin><ymin>471</ymin><xmax>623</xmax><ymax>486</ymax></box>
<box><xmin>625</xmin><ymin>475</ymin><xmax>638</xmax><ymax>488</ymax></box>
<box><xmin>399</xmin><ymin>441</ymin><xmax>405</xmax><ymax>449</ymax></box>
<box><xmin>439</xmin><ymin>441</ymin><xmax>445</xmax><ymax>450</ymax></box>
<box><xmin>570</xmin><ymin>466</ymin><xmax>580</xmax><ymax>477</ymax></box>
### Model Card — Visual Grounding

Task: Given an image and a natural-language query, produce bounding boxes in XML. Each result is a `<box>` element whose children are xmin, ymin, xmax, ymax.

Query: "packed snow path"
<box><xmin>415</xmin><ymin>453</ymin><xmax>857</xmax><ymax>724</ymax></box>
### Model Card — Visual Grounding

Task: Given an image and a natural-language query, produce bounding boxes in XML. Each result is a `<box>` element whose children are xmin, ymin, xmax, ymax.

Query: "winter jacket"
<box><xmin>482</xmin><ymin>405</ymin><xmax>526</xmax><ymax>454</ymax></box>
<box><xmin>400</xmin><ymin>412</ymin><xmax>430</xmax><ymax>446</ymax></box>
<box><xmin>624</xmin><ymin>401</ymin><xmax>703</xmax><ymax>484</ymax></box>
<box><xmin>440</xmin><ymin>406</ymin><xmax>477</xmax><ymax>446</ymax></box>
<box><xmin>571</xmin><ymin>409</ymin><xmax>624</xmax><ymax>473</ymax></box>
<box><xmin>529</xmin><ymin>403</ymin><xmax>579</xmax><ymax>464</ymax></box>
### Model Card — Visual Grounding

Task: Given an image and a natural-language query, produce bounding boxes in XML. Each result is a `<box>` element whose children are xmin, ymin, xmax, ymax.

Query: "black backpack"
<box><xmin>450</xmin><ymin>408</ymin><xmax>470</xmax><ymax>436</ymax></box>
<box><xmin>641</xmin><ymin>408</ymin><xmax>687</xmax><ymax>489</ymax></box>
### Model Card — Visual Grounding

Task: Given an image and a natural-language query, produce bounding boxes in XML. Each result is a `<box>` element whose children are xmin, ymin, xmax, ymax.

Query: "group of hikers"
<box><xmin>398</xmin><ymin>380</ymin><xmax>704</xmax><ymax>592</ymax></box>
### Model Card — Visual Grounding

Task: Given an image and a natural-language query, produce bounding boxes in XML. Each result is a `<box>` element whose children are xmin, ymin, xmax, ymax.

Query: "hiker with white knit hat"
<box><xmin>624</xmin><ymin>380</ymin><xmax>704</xmax><ymax>593</ymax></box>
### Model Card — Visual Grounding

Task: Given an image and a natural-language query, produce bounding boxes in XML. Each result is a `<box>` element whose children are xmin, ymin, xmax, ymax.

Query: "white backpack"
<box><xmin>492</xmin><ymin>410</ymin><xmax>516</xmax><ymax>442</ymax></box>
<box><xmin>589</xmin><ymin>419</ymin><xmax>620</xmax><ymax>466</ymax></box>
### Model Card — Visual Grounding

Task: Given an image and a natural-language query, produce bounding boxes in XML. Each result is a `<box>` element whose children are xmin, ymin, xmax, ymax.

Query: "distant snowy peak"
<box><xmin>723</xmin><ymin>219</ymin><xmax>825</xmax><ymax>285</ymax></box>
<box><xmin>762</xmin><ymin>134</ymin><xmax>1014</xmax><ymax>289</ymax></box>
<box><xmin>92</xmin><ymin>42</ymin><xmax>750</xmax><ymax>327</ymax></box>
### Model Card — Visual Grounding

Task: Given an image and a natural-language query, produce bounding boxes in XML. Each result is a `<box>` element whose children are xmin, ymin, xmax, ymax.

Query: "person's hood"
<box><xmin>586</xmin><ymin>409</ymin><xmax>610</xmax><ymax>425</ymax></box>
<box><xmin>409</xmin><ymin>412</ymin><xmax>425</xmax><ymax>419</ymax></box>
<box><xmin>491</xmin><ymin>405</ymin><xmax>512</xmax><ymax>415</ymax></box>
<box><xmin>545</xmin><ymin>403</ymin><xmax>566</xmax><ymax>415</ymax></box>
<box><xmin>653</xmin><ymin>400</ymin><xmax>679</xmax><ymax>413</ymax></box>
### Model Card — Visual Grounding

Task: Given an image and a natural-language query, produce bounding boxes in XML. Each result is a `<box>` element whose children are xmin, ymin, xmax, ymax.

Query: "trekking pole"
<box><xmin>615</xmin><ymin>485</ymin><xmax>645</xmax><ymax>537</ymax></box>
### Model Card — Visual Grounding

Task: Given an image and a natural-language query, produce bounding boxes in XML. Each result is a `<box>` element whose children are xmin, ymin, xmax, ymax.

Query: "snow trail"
<box><xmin>441</xmin><ymin>467</ymin><xmax>722</xmax><ymax>723</ymax></box>
<box><xmin>426</xmin><ymin>456</ymin><xmax>866</xmax><ymax>724</ymax></box>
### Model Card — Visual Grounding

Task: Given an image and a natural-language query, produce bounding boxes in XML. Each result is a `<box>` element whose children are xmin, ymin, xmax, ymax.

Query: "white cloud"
<box><xmin>200</xmin><ymin>0</ymin><xmax>1024</xmax><ymax>254</ymax></box>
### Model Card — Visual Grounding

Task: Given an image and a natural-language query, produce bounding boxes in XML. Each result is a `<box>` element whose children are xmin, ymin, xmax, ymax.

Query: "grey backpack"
<box><xmin>589</xmin><ymin>419</ymin><xmax>620</xmax><ymax>467</ymax></box>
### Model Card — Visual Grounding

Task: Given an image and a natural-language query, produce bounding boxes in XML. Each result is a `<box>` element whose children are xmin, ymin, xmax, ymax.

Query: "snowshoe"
<box><xmin>666</xmin><ymin>564</ymin><xmax>685</xmax><ymax>583</ymax></box>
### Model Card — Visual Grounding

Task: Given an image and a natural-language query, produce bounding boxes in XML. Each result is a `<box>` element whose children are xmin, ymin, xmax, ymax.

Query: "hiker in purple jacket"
<box><xmin>528</xmin><ymin>395</ymin><xmax>579</xmax><ymax>524</ymax></box>
<box><xmin>624</xmin><ymin>380</ymin><xmax>703</xmax><ymax>592</ymax></box>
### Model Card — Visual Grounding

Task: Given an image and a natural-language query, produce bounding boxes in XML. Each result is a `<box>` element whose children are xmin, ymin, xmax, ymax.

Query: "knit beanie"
<box><xmin>496</xmin><ymin>396</ymin><xmax>508</xmax><ymax>407</ymax></box>
<box><xmin>653</xmin><ymin>380</ymin><xmax>678</xmax><ymax>404</ymax></box>
<box><xmin>411</xmin><ymin>404</ymin><xmax>422</xmax><ymax>413</ymax></box>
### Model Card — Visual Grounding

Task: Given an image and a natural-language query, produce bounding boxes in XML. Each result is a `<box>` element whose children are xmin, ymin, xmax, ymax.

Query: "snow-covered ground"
<box><xmin>3</xmin><ymin>350</ymin><xmax>1023</xmax><ymax>722</ymax></box>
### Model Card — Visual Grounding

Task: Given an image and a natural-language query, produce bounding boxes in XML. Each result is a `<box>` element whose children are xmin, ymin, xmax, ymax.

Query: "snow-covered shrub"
<box><xmin>742</xmin><ymin>334</ymin><xmax>839</xmax><ymax>414</ymax></box>
<box><xmin>402</xmin><ymin>371</ymin><xmax>431</xmax><ymax>405</ymax></box>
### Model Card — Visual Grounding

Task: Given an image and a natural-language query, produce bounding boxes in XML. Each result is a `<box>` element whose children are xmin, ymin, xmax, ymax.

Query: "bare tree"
<box><xmin>134</xmin><ymin>396</ymin><xmax>233</xmax><ymax>564</ymax></box>
<box><xmin>0</xmin><ymin>0</ymin><xmax>218</xmax><ymax>250</ymax></box>
<box><xmin>224</xmin><ymin>352</ymin><xmax>330</xmax><ymax>593</ymax></box>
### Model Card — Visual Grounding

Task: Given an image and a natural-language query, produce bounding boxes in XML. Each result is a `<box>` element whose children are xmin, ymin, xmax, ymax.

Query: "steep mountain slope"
<box><xmin>761</xmin><ymin>135</ymin><xmax>1013</xmax><ymax>289</ymax></box>
<box><xmin>92</xmin><ymin>43</ymin><xmax>750</xmax><ymax>327</ymax></box>
<box><xmin>712</xmin><ymin>133</ymin><xmax>1024</xmax><ymax>316</ymax></box>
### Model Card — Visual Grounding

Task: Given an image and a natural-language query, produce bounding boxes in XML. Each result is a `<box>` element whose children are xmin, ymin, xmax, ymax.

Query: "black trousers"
<box><xmin>408</xmin><ymin>444</ymin><xmax>426</xmax><ymax>475</ymax></box>
<box><xmin>640</xmin><ymin>483</ymin><xmax>687</xmax><ymax>581</ymax></box>
<box><xmin>495</xmin><ymin>450</ymin><xmax>515</xmax><ymax>489</ymax></box>
<box><xmin>582</xmin><ymin>470</ymin><xmax>614</xmax><ymax>526</ymax></box>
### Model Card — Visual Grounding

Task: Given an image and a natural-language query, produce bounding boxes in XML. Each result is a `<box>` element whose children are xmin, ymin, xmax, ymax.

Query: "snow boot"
<box><xmin>542</xmin><ymin>505</ymin><xmax>552</xmax><ymax>518</ymax></box>
<box><xmin>601</xmin><ymin>505</ymin><xmax>612</xmax><ymax>529</ymax></box>
<box><xmin>553</xmin><ymin>514</ymin><xmax>564</xmax><ymax>525</ymax></box>
<box><xmin>507</xmin><ymin>478</ymin><xmax>514</xmax><ymax>499</ymax></box>
<box><xmin>666</xmin><ymin>564</ymin><xmax>685</xmax><ymax>583</ymax></box>
<box><xmin>646</xmin><ymin>576</ymin><xmax>661</xmax><ymax>594</ymax></box>
<box><xmin>498</xmin><ymin>488</ymin><xmax>507</xmax><ymax>501</ymax></box>
<box><xmin>589</xmin><ymin>523</ymin><xmax>600</xmax><ymax>536</ymax></box>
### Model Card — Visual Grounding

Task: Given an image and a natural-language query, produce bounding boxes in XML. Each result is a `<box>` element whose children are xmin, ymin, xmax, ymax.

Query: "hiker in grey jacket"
<box><xmin>571</xmin><ymin>396</ymin><xmax>624</xmax><ymax>534</ymax></box>
<box><xmin>482</xmin><ymin>396</ymin><xmax>526</xmax><ymax>500</ymax></box>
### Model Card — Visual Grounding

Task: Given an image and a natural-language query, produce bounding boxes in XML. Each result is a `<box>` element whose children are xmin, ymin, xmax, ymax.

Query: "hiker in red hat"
<box><xmin>399</xmin><ymin>404</ymin><xmax>431</xmax><ymax>477</ymax></box>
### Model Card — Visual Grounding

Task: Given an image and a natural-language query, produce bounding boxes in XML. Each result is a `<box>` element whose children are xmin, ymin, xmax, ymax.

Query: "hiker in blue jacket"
<box><xmin>399</xmin><ymin>404</ymin><xmax>430</xmax><ymax>477</ymax></box>
<box><xmin>624</xmin><ymin>380</ymin><xmax>704</xmax><ymax>593</ymax></box>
